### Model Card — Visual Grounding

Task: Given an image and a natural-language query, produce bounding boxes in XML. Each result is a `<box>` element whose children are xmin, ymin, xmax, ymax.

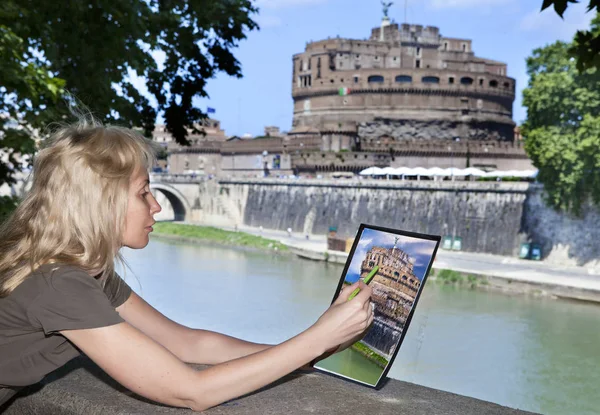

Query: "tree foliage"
<box><xmin>0</xmin><ymin>25</ymin><xmax>66</xmax><ymax>216</ymax></box>
<box><xmin>0</xmin><ymin>0</ymin><xmax>258</xmax><ymax>142</ymax></box>
<box><xmin>0</xmin><ymin>1</ymin><xmax>258</xmax><ymax>217</ymax></box>
<box><xmin>542</xmin><ymin>0</ymin><xmax>600</xmax><ymax>71</ymax></box>
<box><xmin>522</xmin><ymin>24</ymin><xmax>600</xmax><ymax>214</ymax></box>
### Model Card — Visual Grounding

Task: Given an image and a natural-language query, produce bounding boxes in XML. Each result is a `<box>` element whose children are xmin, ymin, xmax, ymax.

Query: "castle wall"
<box><xmin>291</xmin><ymin>22</ymin><xmax>515</xmax><ymax>143</ymax></box>
<box><xmin>183</xmin><ymin>179</ymin><xmax>600</xmax><ymax>268</ymax></box>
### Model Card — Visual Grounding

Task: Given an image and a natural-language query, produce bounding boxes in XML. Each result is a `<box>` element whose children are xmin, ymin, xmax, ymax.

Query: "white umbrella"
<box><xmin>359</xmin><ymin>167</ymin><xmax>385</xmax><ymax>176</ymax></box>
<box><xmin>429</xmin><ymin>167</ymin><xmax>448</xmax><ymax>176</ymax></box>
<box><xmin>381</xmin><ymin>167</ymin><xmax>398</xmax><ymax>175</ymax></box>
<box><xmin>412</xmin><ymin>167</ymin><xmax>433</xmax><ymax>176</ymax></box>
<box><xmin>462</xmin><ymin>167</ymin><xmax>486</xmax><ymax>176</ymax></box>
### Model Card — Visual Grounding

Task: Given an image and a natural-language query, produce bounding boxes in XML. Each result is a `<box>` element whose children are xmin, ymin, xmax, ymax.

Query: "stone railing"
<box><xmin>1</xmin><ymin>356</ymin><xmax>539</xmax><ymax>414</ymax></box>
<box><xmin>150</xmin><ymin>173</ymin><xmax>208</xmax><ymax>184</ymax></box>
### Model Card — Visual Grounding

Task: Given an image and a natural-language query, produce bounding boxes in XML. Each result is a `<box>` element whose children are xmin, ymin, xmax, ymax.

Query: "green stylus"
<box><xmin>348</xmin><ymin>265</ymin><xmax>379</xmax><ymax>301</ymax></box>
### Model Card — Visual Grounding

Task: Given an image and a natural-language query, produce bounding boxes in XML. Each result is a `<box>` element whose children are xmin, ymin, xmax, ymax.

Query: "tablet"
<box><xmin>314</xmin><ymin>223</ymin><xmax>440</xmax><ymax>389</ymax></box>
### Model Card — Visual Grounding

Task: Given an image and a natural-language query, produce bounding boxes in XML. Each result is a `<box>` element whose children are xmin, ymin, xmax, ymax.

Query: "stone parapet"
<box><xmin>217</xmin><ymin>177</ymin><xmax>531</xmax><ymax>194</ymax></box>
<box><xmin>2</xmin><ymin>356</ymin><xmax>540</xmax><ymax>415</ymax></box>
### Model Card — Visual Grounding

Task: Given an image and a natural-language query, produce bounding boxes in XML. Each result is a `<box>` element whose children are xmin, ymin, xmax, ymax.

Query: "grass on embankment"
<box><xmin>153</xmin><ymin>222</ymin><xmax>289</xmax><ymax>252</ymax></box>
<box><xmin>429</xmin><ymin>268</ymin><xmax>488</xmax><ymax>289</ymax></box>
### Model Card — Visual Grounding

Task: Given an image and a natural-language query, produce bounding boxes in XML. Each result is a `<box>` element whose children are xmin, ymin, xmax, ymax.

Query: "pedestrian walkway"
<box><xmin>200</xmin><ymin>223</ymin><xmax>600</xmax><ymax>301</ymax></box>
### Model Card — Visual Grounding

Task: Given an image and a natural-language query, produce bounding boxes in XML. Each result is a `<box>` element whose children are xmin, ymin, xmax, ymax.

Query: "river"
<box><xmin>121</xmin><ymin>238</ymin><xmax>600</xmax><ymax>415</ymax></box>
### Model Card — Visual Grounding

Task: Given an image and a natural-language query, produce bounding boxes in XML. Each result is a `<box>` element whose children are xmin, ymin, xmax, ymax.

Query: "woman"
<box><xmin>0</xmin><ymin>118</ymin><xmax>373</xmax><ymax>411</ymax></box>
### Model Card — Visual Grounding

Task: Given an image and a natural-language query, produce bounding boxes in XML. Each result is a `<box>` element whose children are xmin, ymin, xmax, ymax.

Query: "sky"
<box><xmin>132</xmin><ymin>0</ymin><xmax>594</xmax><ymax>137</ymax></box>
<box><xmin>344</xmin><ymin>228</ymin><xmax>438</xmax><ymax>284</ymax></box>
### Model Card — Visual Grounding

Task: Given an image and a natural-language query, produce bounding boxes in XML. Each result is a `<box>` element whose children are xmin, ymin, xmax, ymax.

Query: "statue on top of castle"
<box><xmin>381</xmin><ymin>1</ymin><xmax>393</xmax><ymax>18</ymax></box>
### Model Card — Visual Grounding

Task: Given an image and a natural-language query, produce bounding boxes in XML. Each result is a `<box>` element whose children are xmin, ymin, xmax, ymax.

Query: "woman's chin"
<box><xmin>123</xmin><ymin>236</ymin><xmax>150</xmax><ymax>250</ymax></box>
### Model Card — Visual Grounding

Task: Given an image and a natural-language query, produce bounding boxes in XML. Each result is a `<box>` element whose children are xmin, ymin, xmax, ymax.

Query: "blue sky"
<box><xmin>344</xmin><ymin>228</ymin><xmax>438</xmax><ymax>284</ymax></box>
<box><xmin>132</xmin><ymin>0</ymin><xmax>593</xmax><ymax>136</ymax></box>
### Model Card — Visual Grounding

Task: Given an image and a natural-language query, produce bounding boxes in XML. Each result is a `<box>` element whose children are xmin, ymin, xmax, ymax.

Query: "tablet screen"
<box><xmin>314</xmin><ymin>224</ymin><xmax>440</xmax><ymax>388</ymax></box>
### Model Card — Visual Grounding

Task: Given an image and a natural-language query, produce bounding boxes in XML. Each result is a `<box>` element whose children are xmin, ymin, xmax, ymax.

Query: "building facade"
<box><xmin>162</xmin><ymin>17</ymin><xmax>533</xmax><ymax>176</ymax></box>
<box><xmin>291</xmin><ymin>21</ymin><xmax>516</xmax><ymax>146</ymax></box>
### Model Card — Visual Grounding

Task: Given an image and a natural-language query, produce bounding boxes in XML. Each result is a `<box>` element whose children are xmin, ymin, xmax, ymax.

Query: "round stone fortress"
<box><xmin>291</xmin><ymin>20</ymin><xmax>516</xmax><ymax>148</ymax></box>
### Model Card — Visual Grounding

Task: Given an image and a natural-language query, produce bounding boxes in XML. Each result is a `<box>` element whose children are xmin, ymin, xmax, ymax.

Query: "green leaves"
<box><xmin>0</xmin><ymin>0</ymin><xmax>258</xmax><ymax>144</ymax></box>
<box><xmin>0</xmin><ymin>1</ymin><xmax>258</xmax><ymax>217</ymax></box>
<box><xmin>541</xmin><ymin>2</ymin><xmax>600</xmax><ymax>72</ymax></box>
<box><xmin>522</xmin><ymin>27</ymin><xmax>600</xmax><ymax>215</ymax></box>
<box><xmin>0</xmin><ymin>25</ymin><xmax>66</xmax><ymax>198</ymax></box>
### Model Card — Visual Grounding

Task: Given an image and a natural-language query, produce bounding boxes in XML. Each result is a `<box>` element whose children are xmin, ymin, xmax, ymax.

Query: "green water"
<box><xmin>122</xmin><ymin>238</ymin><xmax>600</xmax><ymax>415</ymax></box>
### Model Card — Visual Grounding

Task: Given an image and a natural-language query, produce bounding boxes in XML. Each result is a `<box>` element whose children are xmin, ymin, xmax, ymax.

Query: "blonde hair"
<box><xmin>0</xmin><ymin>117</ymin><xmax>157</xmax><ymax>297</ymax></box>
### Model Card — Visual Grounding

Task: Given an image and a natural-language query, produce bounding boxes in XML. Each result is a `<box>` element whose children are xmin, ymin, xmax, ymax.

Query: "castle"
<box><xmin>161</xmin><ymin>13</ymin><xmax>533</xmax><ymax>177</ymax></box>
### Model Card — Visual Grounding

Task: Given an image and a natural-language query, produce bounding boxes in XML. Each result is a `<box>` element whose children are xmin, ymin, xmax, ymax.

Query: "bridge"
<box><xmin>149</xmin><ymin>174</ymin><xmax>244</xmax><ymax>225</ymax></box>
<box><xmin>149</xmin><ymin>174</ymin><xmax>204</xmax><ymax>222</ymax></box>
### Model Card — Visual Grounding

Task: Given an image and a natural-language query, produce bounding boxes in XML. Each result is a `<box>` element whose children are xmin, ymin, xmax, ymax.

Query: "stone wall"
<box><xmin>184</xmin><ymin>178</ymin><xmax>599</xmax><ymax>267</ymax></box>
<box><xmin>209</xmin><ymin>179</ymin><xmax>529</xmax><ymax>256</ymax></box>
<box><xmin>358</xmin><ymin>119</ymin><xmax>514</xmax><ymax>142</ymax></box>
<box><xmin>521</xmin><ymin>186</ymin><xmax>600</xmax><ymax>268</ymax></box>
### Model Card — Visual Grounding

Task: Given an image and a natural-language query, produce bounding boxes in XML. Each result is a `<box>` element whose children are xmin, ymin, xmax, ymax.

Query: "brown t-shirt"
<box><xmin>0</xmin><ymin>263</ymin><xmax>132</xmax><ymax>405</ymax></box>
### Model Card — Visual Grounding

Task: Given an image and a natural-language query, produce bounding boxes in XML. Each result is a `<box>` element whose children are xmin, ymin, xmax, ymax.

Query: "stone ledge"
<box><xmin>2</xmin><ymin>356</ymin><xmax>539</xmax><ymax>414</ymax></box>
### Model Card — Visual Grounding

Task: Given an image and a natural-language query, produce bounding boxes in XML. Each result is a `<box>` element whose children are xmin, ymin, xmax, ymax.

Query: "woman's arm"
<box><xmin>116</xmin><ymin>292</ymin><xmax>271</xmax><ymax>364</ymax></box>
<box><xmin>61</xmin><ymin>282</ymin><xmax>373</xmax><ymax>411</ymax></box>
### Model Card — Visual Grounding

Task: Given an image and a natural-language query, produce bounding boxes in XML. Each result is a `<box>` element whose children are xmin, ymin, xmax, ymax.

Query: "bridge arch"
<box><xmin>150</xmin><ymin>183</ymin><xmax>192</xmax><ymax>221</ymax></box>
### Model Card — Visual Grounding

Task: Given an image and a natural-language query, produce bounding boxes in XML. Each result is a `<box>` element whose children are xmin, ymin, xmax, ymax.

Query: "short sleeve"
<box><xmin>27</xmin><ymin>267</ymin><xmax>125</xmax><ymax>335</ymax></box>
<box><xmin>103</xmin><ymin>272</ymin><xmax>132</xmax><ymax>308</ymax></box>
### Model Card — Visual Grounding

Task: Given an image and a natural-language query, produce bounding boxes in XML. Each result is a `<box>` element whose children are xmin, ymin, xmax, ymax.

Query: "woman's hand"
<box><xmin>309</xmin><ymin>281</ymin><xmax>374</xmax><ymax>354</ymax></box>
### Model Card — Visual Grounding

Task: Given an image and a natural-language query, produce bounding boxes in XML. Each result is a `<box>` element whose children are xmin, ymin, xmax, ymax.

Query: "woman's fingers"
<box><xmin>334</xmin><ymin>281</ymin><xmax>360</xmax><ymax>304</ymax></box>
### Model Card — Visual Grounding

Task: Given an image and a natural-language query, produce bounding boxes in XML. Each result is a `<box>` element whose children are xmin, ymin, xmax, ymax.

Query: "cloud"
<box><xmin>428</xmin><ymin>0</ymin><xmax>513</xmax><ymax>9</ymax></box>
<box><xmin>255</xmin><ymin>0</ymin><xmax>327</xmax><ymax>9</ymax></box>
<box><xmin>519</xmin><ymin>3</ymin><xmax>593</xmax><ymax>40</ymax></box>
<box><xmin>344</xmin><ymin>228</ymin><xmax>437</xmax><ymax>282</ymax></box>
<box><xmin>255</xmin><ymin>14</ymin><xmax>283</xmax><ymax>28</ymax></box>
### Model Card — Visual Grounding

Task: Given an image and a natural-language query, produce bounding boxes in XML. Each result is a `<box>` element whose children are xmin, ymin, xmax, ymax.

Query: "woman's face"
<box><xmin>122</xmin><ymin>169</ymin><xmax>161</xmax><ymax>249</ymax></box>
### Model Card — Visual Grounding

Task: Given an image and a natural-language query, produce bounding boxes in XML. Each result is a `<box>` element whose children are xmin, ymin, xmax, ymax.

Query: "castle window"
<box><xmin>354</xmin><ymin>76</ymin><xmax>359</xmax><ymax>83</ymax></box>
<box><xmin>369</xmin><ymin>261</ymin><xmax>375</xmax><ymax>267</ymax></box>
<box><xmin>479</xmin><ymin>78</ymin><xmax>484</xmax><ymax>86</ymax></box>
<box><xmin>444</xmin><ymin>42</ymin><xmax>448</xmax><ymax>50</ymax></box>
<box><xmin>308</xmin><ymin>58</ymin><xmax>311</xmax><ymax>70</ymax></box>
<box><xmin>356</xmin><ymin>54</ymin><xmax>360</xmax><ymax>59</ymax></box>
<box><xmin>395</xmin><ymin>75</ymin><xmax>412</xmax><ymax>83</ymax></box>
<box><xmin>416</xmin><ymin>47</ymin><xmax>421</xmax><ymax>57</ymax></box>
<box><xmin>503</xmin><ymin>82</ymin><xmax>510</xmax><ymax>89</ymax></box>
<box><xmin>394</xmin><ymin>271</ymin><xmax>400</xmax><ymax>278</ymax></box>
<box><xmin>449</xmin><ymin>76</ymin><xmax>455</xmax><ymax>84</ymax></box>
<box><xmin>416</xmin><ymin>59</ymin><xmax>421</xmax><ymax>68</ymax></box>
<box><xmin>422</xmin><ymin>76</ymin><xmax>440</xmax><ymax>84</ymax></box>
<box><xmin>460</xmin><ymin>77</ymin><xmax>473</xmax><ymax>85</ymax></box>
<box><xmin>489</xmin><ymin>80</ymin><xmax>498</xmax><ymax>87</ymax></box>
<box><xmin>462</xmin><ymin>43</ymin><xmax>466</xmax><ymax>52</ymax></box>
<box><xmin>402</xmin><ymin>275</ymin><xmax>407</xmax><ymax>280</ymax></box>
<box><xmin>368</xmin><ymin>75</ymin><xmax>384</xmax><ymax>83</ymax></box>
<box><xmin>317</xmin><ymin>57</ymin><xmax>321</xmax><ymax>79</ymax></box>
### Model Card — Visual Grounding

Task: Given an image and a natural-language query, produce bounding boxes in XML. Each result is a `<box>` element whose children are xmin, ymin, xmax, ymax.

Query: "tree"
<box><xmin>0</xmin><ymin>25</ymin><xmax>66</xmax><ymax>218</ymax></box>
<box><xmin>522</xmin><ymin>28</ymin><xmax>600</xmax><ymax>214</ymax></box>
<box><xmin>542</xmin><ymin>0</ymin><xmax>600</xmax><ymax>71</ymax></box>
<box><xmin>0</xmin><ymin>1</ymin><xmax>258</xmax><ymax>218</ymax></box>
<box><xmin>0</xmin><ymin>0</ymin><xmax>258</xmax><ymax>142</ymax></box>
